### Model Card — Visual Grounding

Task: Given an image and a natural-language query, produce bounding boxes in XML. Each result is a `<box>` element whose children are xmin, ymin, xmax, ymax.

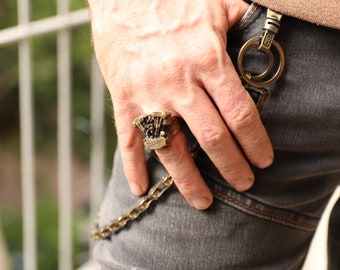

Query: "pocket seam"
<box><xmin>212</xmin><ymin>188</ymin><xmax>319</xmax><ymax>232</ymax></box>
<box><xmin>236</xmin><ymin>4</ymin><xmax>259</xmax><ymax>30</ymax></box>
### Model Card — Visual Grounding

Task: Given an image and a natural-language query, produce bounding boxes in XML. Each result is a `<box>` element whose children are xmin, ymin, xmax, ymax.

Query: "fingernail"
<box><xmin>258</xmin><ymin>155</ymin><xmax>274</xmax><ymax>169</ymax></box>
<box><xmin>129</xmin><ymin>183</ymin><xmax>143</xmax><ymax>195</ymax></box>
<box><xmin>190</xmin><ymin>196</ymin><xmax>212</xmax><ymax>210</ymax></box>
<box><xmin>234</xmin><ymin>177</ymin><xmax>254</xmax><ymax>192</ymax></box>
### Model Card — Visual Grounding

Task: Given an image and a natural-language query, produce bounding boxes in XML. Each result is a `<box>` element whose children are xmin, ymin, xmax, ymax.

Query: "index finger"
<box><xmin>114</xmin><ymin>105</ymin><xmax>150</xmax><ymax>196</ymax></box>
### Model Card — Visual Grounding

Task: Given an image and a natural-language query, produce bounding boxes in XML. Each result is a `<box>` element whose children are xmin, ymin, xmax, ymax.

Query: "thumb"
<box><xmin>224</xmin><ymin>0</ymin><xmax>250</xmax><ymax>29</ymax></box>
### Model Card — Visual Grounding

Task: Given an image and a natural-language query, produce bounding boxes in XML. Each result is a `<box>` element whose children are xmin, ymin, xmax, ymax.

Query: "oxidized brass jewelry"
<box><xmin>91</xmin><ymin>175</ymin><xmax>174</xmax><ymax>240</ymax></box>
<box><xmin>133</xmin><ymin>111</ymin><xmax>180</xmax><ymax>150</ymax></box>
<box><xmin>237</xmin><ymin>9</ymin><xmax>285</xmax><ymax>88</ymax></box>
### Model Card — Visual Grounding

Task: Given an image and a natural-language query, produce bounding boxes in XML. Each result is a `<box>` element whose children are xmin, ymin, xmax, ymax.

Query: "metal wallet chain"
<box><xmin>91</xmin><ymin>8</ymin><xmax>285</xmax><ymax>241</ymax></box>
<box><xmin>91</xmin><ymin>142</ymin><xmax>201</xmax><ymax>240</ymax></box>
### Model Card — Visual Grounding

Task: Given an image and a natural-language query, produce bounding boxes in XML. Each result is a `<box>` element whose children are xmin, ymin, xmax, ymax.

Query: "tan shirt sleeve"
<box><xmin>252</xmin><ymin>0</ymin><xmax>340</xmax><ymax>29</ymax></box>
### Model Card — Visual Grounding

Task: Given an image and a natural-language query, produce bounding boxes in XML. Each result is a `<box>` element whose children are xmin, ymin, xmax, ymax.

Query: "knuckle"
<box><xmin>197</xmin><ymin>46</ymin><xmax>220</xmax><ymax>70</ymax></box>
<box><xmin>161</xmin><ymin>61</ymin><xmax>189</xmax><ymax>85</ymax></box>
<box><xmin>198</xmin><ymin>126</ymin><xmax>227</xmax><ymax>151</ymax></box>
<box><xmin>150</xmin><ymin>52</ymin><xmax>187</xmax><ymax>83</ymax></box>
<box><xmin>219</xmin><ymin>160</ymin><xmax>254</xmax><ymax>189</ymax></box>
<box><xmin>118</xmin><ymin>131</ymin><xmax>141</xmax><ymax>151</ymax></box>
<box><xmin>157</xmin><ymin>141</ymin><xmax>187</xmax><ymax>166</ymax></box>
<box><xmin>228</xmin><ymin>105</ymin><xmax>258</xmax><ymax>133</ymax></box>
<box><xmin>220</xmin><ymin>158</ymin><xmax>244</xmax><ymax>177</ymax></box>
<box><xmin>123</xmin><ymin>159</ymin><xmax>142</xmax><ymax>173</ymax></box>
<box><xmin>175</xmin><ymin>176</ymin><xmax>198</xmax><ymax>191</ymax></box>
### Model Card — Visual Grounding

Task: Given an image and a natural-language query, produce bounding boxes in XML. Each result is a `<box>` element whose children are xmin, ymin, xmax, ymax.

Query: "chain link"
<box><xmin>91</xmin><ymin>142</ymin><xmax>200</xmax><ymax>240</ymax></box>
<box><xmin>91</xmin><ymin>175</ymin><xmax>174</xmax><ymax>240</ymax></box>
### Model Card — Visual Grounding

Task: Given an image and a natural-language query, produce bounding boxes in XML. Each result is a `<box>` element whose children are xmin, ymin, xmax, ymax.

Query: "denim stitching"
<box><xmin>212</xmin><ymin>189</ymin><xmax>318</xmax><ymax>231</ymax></box>
<box><xmin>235</xmin><ymin>4</ymin><xmax>259</xmax><ymax>29</ymax></box>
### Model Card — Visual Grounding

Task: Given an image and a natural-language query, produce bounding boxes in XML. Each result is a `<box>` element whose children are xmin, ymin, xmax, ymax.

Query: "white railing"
<box><xmin>0</xmin><ymin>1</ymin><xmax>105</xmax><ymax>269</ymax></box>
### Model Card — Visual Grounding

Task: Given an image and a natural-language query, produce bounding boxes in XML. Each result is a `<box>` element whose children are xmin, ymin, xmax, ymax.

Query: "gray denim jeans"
<box><xmin>94</xmin><ymin>4</ymin><xmax>340</xmax><ymax>270</ymax></box>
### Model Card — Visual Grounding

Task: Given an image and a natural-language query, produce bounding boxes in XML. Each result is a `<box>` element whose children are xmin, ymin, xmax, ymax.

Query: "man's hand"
<box><xmin>88</xmin><ymin>0</ymin><xmax>274</xmax><ymax>210</ymax></box>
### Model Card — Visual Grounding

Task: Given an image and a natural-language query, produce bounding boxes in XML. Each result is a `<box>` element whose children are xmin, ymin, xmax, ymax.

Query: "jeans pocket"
<box><xmin>194</xmin><ymin>149</ymin><xmax>320</xmax><ymax>233</ymax></box>
<box><xmin>234</xmin><ymin>3</ymin><xmax>262</xmax><ymax>32</ymax></box>
<box><xmin>210</xmin><ymin>178</ymin><xmax>319</xmax><ymax>232</ymax></box>
<box><xmin>230</xmin><ymin>3</ymin><xmax>266</xmax><ymax>41</ymax></box>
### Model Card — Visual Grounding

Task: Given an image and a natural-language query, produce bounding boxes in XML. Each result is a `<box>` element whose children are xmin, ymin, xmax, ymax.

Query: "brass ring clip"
<box><xmin>237</xmin><ymin>9</ymin><xmax>285</xmax><ymax>89</ymax></box>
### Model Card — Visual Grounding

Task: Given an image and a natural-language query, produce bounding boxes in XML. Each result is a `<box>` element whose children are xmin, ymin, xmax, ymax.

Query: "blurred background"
<box><xmin>0</xmin><ymin>0</ymin><xmax>116</xmax><ymax>269</ymax></box>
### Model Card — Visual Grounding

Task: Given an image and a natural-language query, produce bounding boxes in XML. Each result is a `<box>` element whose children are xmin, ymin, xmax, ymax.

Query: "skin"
<box><xmin>88</xmin><ymin>0</ymin><xmax>274</xmax><ymax>210</ymax></box>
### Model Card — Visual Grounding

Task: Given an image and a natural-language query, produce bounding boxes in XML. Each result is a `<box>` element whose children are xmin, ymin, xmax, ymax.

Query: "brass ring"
<box><xmin>132</xmin><ymin>111</ymin><xmax>180</xmax><ymax>150</ymax></box>
<box><xmin>237</xmin><ymin>36</ymin><xmax>285</xmax><ymax>88</ymax></box>
<box><xmin>242</xmin><ymin>43</ymin><xmax>275</xmax><ymax>81</ymax></box>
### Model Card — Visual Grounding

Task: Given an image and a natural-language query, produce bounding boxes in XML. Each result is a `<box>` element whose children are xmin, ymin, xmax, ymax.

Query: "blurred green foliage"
<box><xmin>0</xmin><ymin>0</ymin><xmax>116</xmax><ymax>269</ymax></box>
<box><xmin>2</xmin><ymin>193</ymin><xmax>91</xmax><ymax>269</ymax></box>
